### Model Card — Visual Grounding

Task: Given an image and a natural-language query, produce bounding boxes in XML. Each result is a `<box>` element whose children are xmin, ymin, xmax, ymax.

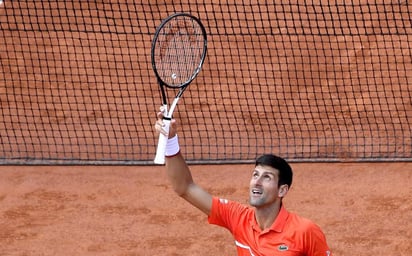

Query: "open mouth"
<box><xmin>251</xmin><ymin>188</ymin><xmax>263</xmax><ymax>195</ymax></box>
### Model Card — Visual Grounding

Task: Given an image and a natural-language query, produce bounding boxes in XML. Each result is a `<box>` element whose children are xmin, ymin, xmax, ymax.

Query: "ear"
<box><xmin>278</xmin><ymin>184</ymin><xmax>289</xmax><ymax>198</ymax></box>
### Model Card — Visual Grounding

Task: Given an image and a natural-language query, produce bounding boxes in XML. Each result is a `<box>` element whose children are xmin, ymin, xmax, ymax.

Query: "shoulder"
<box><xmin>286</xmin><ymin>211</ymin><xmax>327</xmax><ymax>237</ymax></box>
<box><xmin>285</xmin><ymin>211</ymin><xmax>331</xmax><ymax>253</ymax></box>
<box><xmin>208</xmin><ymin>197</ymin><xmax>253</xmax><ymax>228</ymax></box>
<box><xmin>212</xmin><ymin>197</ymin><xmax>251</xmax><ymax>215</ymax></box>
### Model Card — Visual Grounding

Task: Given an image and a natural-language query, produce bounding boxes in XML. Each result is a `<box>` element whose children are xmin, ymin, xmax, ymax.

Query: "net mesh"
<box><xmin>0</xmin><ymin>1</ymin><xmax>411</xmax><ymax>164</ymax></box>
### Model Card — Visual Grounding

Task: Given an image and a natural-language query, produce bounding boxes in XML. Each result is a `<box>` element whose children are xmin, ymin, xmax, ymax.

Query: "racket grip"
<box><xmin>154</xmin><ymin>119</ymin><xmax>171</xmax><ymax>164</ymax></box>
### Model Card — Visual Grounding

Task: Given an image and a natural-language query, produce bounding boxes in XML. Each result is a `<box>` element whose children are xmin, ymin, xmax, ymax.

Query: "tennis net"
<box><xmin>0</xmin><ymin>1</ymin><xmax>411</xmax><ymax>164</ymax></box>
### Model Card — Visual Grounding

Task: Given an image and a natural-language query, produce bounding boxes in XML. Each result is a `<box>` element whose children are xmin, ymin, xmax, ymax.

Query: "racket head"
<box><xmin>151</xmin><ymin>13</ymin><xmax>207</xmax><ymax>89</ymax></box>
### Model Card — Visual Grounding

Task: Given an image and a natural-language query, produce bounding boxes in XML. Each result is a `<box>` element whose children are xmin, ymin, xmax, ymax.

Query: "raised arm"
<box><xmin>155</xmin><ymin>110</ymin><xmax>213</xmax><ymax>215</ymax></box>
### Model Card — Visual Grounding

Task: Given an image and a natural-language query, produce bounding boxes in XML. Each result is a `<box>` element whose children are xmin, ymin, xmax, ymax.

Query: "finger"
<box><xmin>157</xmin><ymin>111</ymin><xmax>164</xmax><ymax>119</ymax></box>
<box><xmin>155</xmin><ymin>120</ymin><xmax>168</xmax><ymax>135</ymax></box>
<box><xmin>159</xmin><ymin>106</ymin><xmax>166</xmax><ymax>113</ymax></box>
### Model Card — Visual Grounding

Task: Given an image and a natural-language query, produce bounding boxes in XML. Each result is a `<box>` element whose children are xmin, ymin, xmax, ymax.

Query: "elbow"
<box><xmin>172</xmin><ymin>181</ymin><xmax>194</xmax><ymax>198</ymax></box>
<box><xmin>173</xmin><ymin>187</ymin><xmax>185</xmax><ymax>197</ymax></box>
<box><xmin>173</xmin><ymin>185</ymin><xmax>189</xmax><ymax>198</ymax></box>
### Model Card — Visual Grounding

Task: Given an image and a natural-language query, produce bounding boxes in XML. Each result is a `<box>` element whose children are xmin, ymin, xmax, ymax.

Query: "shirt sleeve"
<box><xmin>304</xmin><ymin>222</ymin><xmax>332</xmax><ymax>256</ymax></box>
<box><xmin>208</xmin><ymin>196</ymin><xmax>247</xmax><ymax>232</ymax></box>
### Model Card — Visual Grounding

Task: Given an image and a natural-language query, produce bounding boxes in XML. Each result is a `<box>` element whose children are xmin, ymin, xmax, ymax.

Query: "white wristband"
<box><xmin>165</xmin><ymin>135</ymin><xmax>180</xmax><ymax>157</ymax></box>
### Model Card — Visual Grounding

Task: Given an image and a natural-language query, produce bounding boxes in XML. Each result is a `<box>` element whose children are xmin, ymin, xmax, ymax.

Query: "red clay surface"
<box><xmin>0</xmin><ymin>162</ymin><xmax>411</xmax><ymax>255</ymax></box>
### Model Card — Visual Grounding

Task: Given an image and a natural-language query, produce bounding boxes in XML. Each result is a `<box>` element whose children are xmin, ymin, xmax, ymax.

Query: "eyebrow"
<box><xmin>253</xmin><ymin>170</ymin><xmax>277</xmax><ymax>177</ymax></box>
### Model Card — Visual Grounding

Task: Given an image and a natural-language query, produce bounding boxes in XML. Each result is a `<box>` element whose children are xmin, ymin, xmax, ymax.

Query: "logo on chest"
<box><xmin>278</xmin><ymin>244</ymin><xmax>289</xmax><ymax>251</ymax></box>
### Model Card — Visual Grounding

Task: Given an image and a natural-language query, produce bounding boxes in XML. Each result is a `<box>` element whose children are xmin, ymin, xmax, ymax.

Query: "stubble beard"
<box><xmin>249</xmin><ymin>195</ymin><xmax>265</xmax><ymax>207</ymax></box>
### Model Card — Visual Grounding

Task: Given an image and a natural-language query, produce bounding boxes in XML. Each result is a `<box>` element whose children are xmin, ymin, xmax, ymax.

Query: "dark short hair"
<box><xmin>255</xmin><ymin>154</ymin><xmax>293</xmax><ymax>187</ymax></box>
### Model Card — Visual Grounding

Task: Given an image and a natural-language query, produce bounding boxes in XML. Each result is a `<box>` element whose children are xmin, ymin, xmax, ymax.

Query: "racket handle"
<box><xmin>154</xmin><ymin>119</ymin><xmax>171</xmax><ymax>164</ymax></box>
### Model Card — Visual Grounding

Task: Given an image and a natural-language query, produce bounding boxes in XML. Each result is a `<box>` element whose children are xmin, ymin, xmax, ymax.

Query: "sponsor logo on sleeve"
<box><xmin>219</xmin><ymin>198</ymin><xmax>229</xmax><ymax>204</ymax></box>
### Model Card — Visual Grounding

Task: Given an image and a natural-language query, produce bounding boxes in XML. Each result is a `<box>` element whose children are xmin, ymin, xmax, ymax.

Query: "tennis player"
<box><xmin>155</xmin><ymin>109</ymin><xmax>332</xmax><ymax>256</ymax></box>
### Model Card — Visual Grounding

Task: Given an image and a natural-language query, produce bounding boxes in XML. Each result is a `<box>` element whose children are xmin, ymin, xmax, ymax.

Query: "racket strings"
<box><xmin>154</xmin><ymin>17</ymin><xmax>205</xmax><ymax>87</ymax></box>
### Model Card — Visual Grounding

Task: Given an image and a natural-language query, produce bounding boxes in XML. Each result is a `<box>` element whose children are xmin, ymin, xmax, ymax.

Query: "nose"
<box><xmin>252</xmin><ymin>175</ymin><xmax>263</xmax><ymax>186</ymax></box>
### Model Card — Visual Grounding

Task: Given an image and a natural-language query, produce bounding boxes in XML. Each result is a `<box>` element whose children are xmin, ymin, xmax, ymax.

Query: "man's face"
<box><xmin>249</xmin><ymin>165</ymin><xmax>282</xmax><ymax>208</ymax></box>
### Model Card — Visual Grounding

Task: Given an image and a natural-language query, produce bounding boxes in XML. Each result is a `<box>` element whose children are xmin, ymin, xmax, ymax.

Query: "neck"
<box><xmin>254</xmin><ymin>201</ymin><xmax>282</xmax><ymax>230</ymax></box>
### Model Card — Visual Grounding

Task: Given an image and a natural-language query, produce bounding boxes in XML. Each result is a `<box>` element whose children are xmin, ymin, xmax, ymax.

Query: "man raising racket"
<box><xmin>155</xmin><ymin>109</ymin><xmax>332</xmax><ymax>256</ymax></box>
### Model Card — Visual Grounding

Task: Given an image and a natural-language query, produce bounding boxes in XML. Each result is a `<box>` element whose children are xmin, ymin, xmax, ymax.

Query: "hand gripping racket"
<box><xmin>152</xmin><ymin>13</ymin><xmax>207</xmax><ymax>164</ymax></box>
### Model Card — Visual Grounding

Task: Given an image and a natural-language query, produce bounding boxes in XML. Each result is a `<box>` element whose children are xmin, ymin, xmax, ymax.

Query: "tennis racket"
<box><xmin>152</xmin><ymin>13</ymin><xmax>207</xmax><ymax>164</ymax></box>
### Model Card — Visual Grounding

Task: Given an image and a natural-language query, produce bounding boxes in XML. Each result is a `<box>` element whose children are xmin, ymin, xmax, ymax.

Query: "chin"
<box><xmin>249</xmin><ymin>198</ymin><xmax>263</xmax><ymax>207</ymax></box>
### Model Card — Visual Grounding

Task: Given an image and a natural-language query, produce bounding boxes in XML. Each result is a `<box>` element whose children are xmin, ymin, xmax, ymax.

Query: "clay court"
<box><xmin>0</xmin><ymin>162</ymin><xmax>411</xmax><ymax>255</ymax></box>
<box><xmin>1</xmin><ymin>1</ymin><xmax>411</xmax><ymax>255</ymax></box>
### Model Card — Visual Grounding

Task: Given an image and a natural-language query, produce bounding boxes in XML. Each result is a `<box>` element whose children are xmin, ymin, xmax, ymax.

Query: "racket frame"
<box><xmin>152</xmin><ymin>13</ymin><xmax>207</xmax><ymax>164</ymax></box>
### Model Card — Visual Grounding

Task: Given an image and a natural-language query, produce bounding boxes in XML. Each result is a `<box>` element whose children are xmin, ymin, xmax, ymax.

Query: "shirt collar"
<box><xmin>250</xmin><ymin>204</ymin><xmax>289</xmax><ymax>233</ymax></box>
<box><xmin>270</xmin><ymin>204</ymin><xmax>289</xmax><ymax>232</ymax></box>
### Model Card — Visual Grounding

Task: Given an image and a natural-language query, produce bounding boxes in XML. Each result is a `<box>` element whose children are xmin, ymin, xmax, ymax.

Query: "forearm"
<box><xmin>159</xmin><ymin>124</ymin><xmax>213</xmax><ymax>215</ymax></box>
<box><xmin>165</xmin><ymin>152</ymin><xmax>194</xmax><ymax>196</ymax></box>
<box><xmin>165</xmin><ymin>152</ymin><xmax>213</xmax><ymax>215</ymax></box>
